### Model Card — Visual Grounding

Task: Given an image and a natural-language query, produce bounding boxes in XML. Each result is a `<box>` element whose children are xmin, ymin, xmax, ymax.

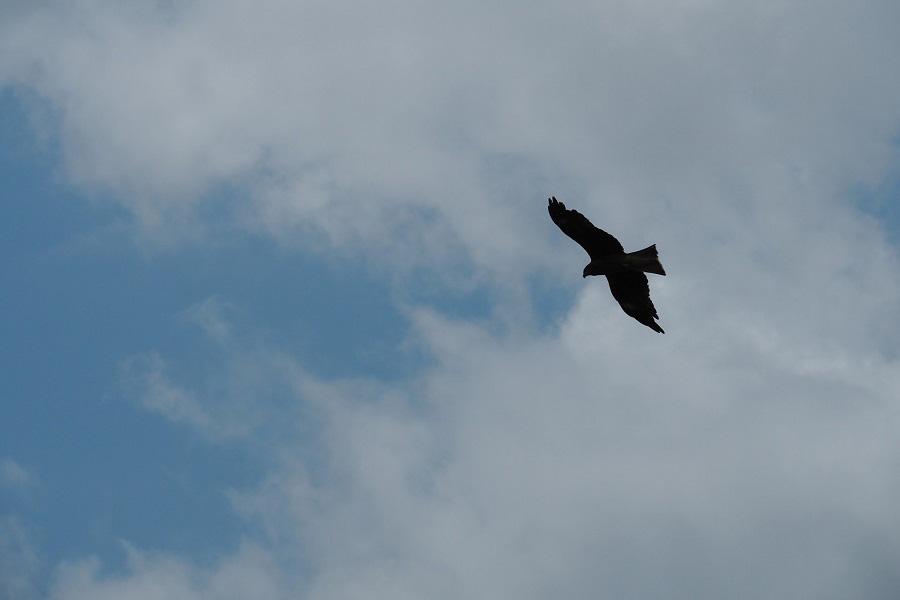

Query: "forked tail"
<box><xmin>628</xmin><ymin>244</ymin><xmax>666</xmax><ymax>276</ymax></box>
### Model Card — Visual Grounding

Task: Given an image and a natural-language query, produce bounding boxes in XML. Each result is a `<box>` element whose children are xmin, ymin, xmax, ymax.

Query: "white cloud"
<box><xmin>0</xmin><ymin>458</ymin><xmax>37</xmax><ymax>495</ymax></box>
<box><xmin>0</xmin><ymin>516</ymin><xmax>39</xmax><ymax>600</ymax></box>
<box><xmin>50</xmin><ymin>543</ymin><xmax>284</xmax><ymax>600</ymax></box>
<box><xmin>179</xmin><ymin>295</ymin><xmax>239</xmax><ymax>343</ymax></box>
<box><xmin>3</xmin><ymin>0</ymin><xmax>900</xmax><ymax>598</ymax></box>
<box><xmin>284</xmin><ymin>304</ymin><xmax>895</xmax><ymax>598</ymax></box>
<box><xmin>119</xmin><ymin>348</ymin><xmax>308</xmax><ymax>444</ymax></box>
<box><xmin>120</xmin><ymin>353</ymin><xmax>225</xmax><ymax>438</ymax></box>
<box><xmin>102</xmin><ymin>297</ymin><xmax>900</xmax><ymax>598</ymax></box>
<box><xmin>4</xmin><ymin>0</ymin><xmax>897</xmax><ymax>276</ymax></box>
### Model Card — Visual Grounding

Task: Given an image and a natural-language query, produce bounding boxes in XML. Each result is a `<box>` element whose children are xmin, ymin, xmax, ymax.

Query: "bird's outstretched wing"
<box><xmin>548</xmin><ymin>196</ymin><xmax>624</xmax><ymax>259</ymax></box>
<box><xmin>606</xmin><ymin>271</ymin><xmax>665</xmax><ymax>333</ymax></box>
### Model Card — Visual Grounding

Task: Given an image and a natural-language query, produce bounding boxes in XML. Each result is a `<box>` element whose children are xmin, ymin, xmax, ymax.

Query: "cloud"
<box><xmin>119</xmin><ymin>349</ymin><xmax>301</xmax><ymax>444</ymax></box>
<box><xmin>119</xmin><ymin>297</ymin><xmax>322</xmax><ymax>445</ymax></box>
<box><xmin>120</xmin><ymin>353</ymin><xmax>226</xmax><ymax>438</ymax></box>
<box><xmin>179</xmin><ymin>295</ymin><xmax>239</xmax><ymax>344</ymax></box>
<box><xmin>3</xmin><ymin>0</ymin><xmax>900</xmax><ymax>598</ymax></box>
<box><xmin>4</xmin><ymin>0</ymin><xmax>897</xmax><ymax>273</ymax></box>
<box><xmin>0</xmin><ymin>516</ymin><xmax>39</xmax><ymax>600</ymax></box>
<box><xmin>101</xmin><ymin>296</ymin><xmax>900</xmax><ymax>598</ymax></box>
<box><xmin>50</xmin><ymin>543</ymin><xmax>284</xmax><ymax>600</ymax></box>
<box><xmin>0</xmin><ymin>458</ymin><xmax>37</xmax><ymax>495</ymax></box>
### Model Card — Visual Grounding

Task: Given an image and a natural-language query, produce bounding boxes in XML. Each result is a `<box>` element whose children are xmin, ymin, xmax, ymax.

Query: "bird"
<box><xmin>548</xmin><ymin>196</ymin><xmax>666</xmax><ymax>333</ymax></box>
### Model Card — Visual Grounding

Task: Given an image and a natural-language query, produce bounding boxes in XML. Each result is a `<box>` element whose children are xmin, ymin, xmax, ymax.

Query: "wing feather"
<box><xmin>548</xmin><ymin>197</ymin><xmax>624</xmax><ymax>259</ymax></box>
<box><xmin>606</xmin><ymin>271</ymin><xmax>665</xmax><ymax>334</ymax></box>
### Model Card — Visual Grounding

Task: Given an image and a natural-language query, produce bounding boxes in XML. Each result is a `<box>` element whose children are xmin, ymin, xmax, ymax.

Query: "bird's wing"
<box><xmin>606</xmin><ymin>271</ymin><xmax>665</xmax><ymax>333</ymax></box>
<box><xmin>548</xmin><ymin>197</ymin><xmax>624</xmax><ymax>259</ymax></box>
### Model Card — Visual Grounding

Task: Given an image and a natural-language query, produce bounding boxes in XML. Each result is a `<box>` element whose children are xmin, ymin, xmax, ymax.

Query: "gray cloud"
<box><xmin>0</xmin><ymin>458</ymin><xmax>37</xmax><ymax>494</ymax></box>
<box><xmin>0</xmin><ymin>516</ymin><xmax>39</xmax><ymax>600</ymax></box>
<box><xmin>4</xmin><ymin>1</ymin><xmax>897</xmax><ymax>271</ymax></box>
<box><xmin>95</xmin><ymin>302</ymin><xmax>900</xmax><ymax>599</ymax></box>
<box><xmin>49</xmin><ymin>543</ymin><xmax>283</xmax><ymax>600</ymax></box>
<box><xmin>3</xmin><ymin>0</ymin><xmax>900</xmax><ymax>598</ymax></box>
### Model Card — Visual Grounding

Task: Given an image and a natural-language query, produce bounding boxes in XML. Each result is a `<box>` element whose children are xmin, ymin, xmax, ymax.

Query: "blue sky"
<box><xmin>2</xmin><ymin>1</ymin><xmax>900</xmax><ymax>599</ymax></box>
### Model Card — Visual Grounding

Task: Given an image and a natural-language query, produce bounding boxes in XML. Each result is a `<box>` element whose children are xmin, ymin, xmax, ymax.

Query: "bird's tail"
<box><xmin>628</xmin><ymin>244</ymin><xmax>666</xmax><ymax>276</ymax></box>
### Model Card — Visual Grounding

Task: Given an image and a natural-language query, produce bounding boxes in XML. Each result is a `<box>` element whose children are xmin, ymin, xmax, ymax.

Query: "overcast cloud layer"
<box><xmin>3</xmin><ymin>0</ymin><xmax>900</xmax><ymax>598</ymax></box>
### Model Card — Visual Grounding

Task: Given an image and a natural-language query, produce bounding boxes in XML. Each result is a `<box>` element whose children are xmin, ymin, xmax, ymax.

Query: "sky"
<box><xmin>2</xmin><ymin>0</ymin><xmax>900</xmax><ymax>598</ymax></box>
